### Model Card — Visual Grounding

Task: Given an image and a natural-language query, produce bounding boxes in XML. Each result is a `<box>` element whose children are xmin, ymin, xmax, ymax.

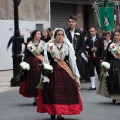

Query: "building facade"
<box><xmin>1</xmin><ymin>0</ymin><xmax>115</xmax><ymax>70</ymax></box>
<box><xmin>0</xmin><ymin>0</ymin><xmax>50</xmax><ymax>70</ymax></box>
<box><xmin>50</xmin><ymin>0</ymin><xmax>95</xmax><ymax>30</ymax></box>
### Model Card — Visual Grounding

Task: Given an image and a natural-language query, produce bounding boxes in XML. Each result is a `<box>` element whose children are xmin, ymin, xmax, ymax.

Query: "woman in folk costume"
<box><xmin>97</xmin><ymin>31</ymin><xmax>120</xmax><ymax>103</ymax></box>
<box><xmin>19</xmin><ymin>30</ymin><xmax>45</xmax><ymax>105</ymax></box>
<box><xmin>104</xmin><ymin>30</ymin><xmax>120</xmax><ymax>103</ymax></box>
<box><xmin>103</xmin><ymin>32</ymin><xmax>112</xmax><ymax>60</ymax></box>
<box><xmin>37</xmin><ymin>28</ymin><xmax>83</xmax><ymax>120</ymax></box>
<box><xmin>96</xmin><ymin>32</ymin><xmax>112</xmax><ymax>96</ymax></box>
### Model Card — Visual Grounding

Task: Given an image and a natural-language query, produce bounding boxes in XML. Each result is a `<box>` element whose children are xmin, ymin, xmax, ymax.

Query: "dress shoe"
<box><xmin>32</xmin><ymin>102</ymin><xmax>37</xmax><ymax>106</ymax></box>
<box><xmin>88</xmin><ymin>87</ymin><xmax>96</xmax><ymax>91</ymax></box>
<box><xmin>112</xmin><ymin>100</ymin><xmax>116</xmax><ymax>104</ymax></box>
<box><xmin>51</xmin><ymin>115</ymin><xmax>56</xmax><ymax>120</ymax></box>
<box><xmin>57</xmin><ymin>116</ymin><xmax>64</xmax><ymax>120</ymax></box>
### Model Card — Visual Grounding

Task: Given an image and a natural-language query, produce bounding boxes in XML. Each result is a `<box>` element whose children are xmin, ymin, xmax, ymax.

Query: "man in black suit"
<box><xmin>7</xmin><ymin>30</ymin><xmax>26</xmax><ymax>54</ymax></box>
<box><xmin>65</xmin><ymin>15</ymin><xmax>90</xmax><ymax>85</ymax></box>
<box><xmin>85</xmin><ymin>27</ymin><xmax>104</xmax><ymax>90</ymax></box>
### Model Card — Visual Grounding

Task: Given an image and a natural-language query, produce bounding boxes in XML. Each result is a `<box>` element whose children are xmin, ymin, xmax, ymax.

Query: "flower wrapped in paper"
<box><xmin>14</xmin><ymin>62</ymin><xmax>30</xmax><ymax>81</ymax></box>
<box><xmin>37</xmin><ymin>64</ymin><xmax>53</xmax><ymax>89</ymax></box>
<box><xmin>99</xmin><ymin>62</ymin><xmax>110</xmax><ymax>81</ymax></box>
<box><xmin>20</xmin><ymin>62</ymin><xmax>30</xmax><ymax>70</ymax></box>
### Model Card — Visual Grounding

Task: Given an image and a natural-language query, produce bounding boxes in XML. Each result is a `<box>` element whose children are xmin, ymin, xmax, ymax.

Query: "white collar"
<box><xmin>92</xmin><ymin>35</ymin><xmax>96</xmax><ymax>42</ymax></box>
<box><xmin>92</xmin><ymin>35</ymin><xmax>96</xmax><ymax>39</ymax></box>
<box><xmin>70</xmin><ymin>29</ymin><xmax>75</xmax><ymax>40</ymax></box>
<box><xmin>104</xmin><ymin>39</ymin><xmax>112</xmax><ymax>43</ymax></box>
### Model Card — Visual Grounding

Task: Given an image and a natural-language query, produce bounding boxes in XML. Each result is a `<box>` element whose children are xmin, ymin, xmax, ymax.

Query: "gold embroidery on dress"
<box><xmin>58</xmin><ymin>49</ymin><xmax>63</xmax><ymax>58</ymax></box>
<box><xmin>35</xmin><ymin>47</ymin><xmax>39</xmax><ymax>53</ymax></box>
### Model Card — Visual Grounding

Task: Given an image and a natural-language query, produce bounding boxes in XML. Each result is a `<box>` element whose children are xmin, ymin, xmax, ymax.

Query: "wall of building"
<box><xmin>0</xmin><ymin>0</ymin><xmax>51</xmax><ymax>70</ymax></box>
<box><xmin>0</xmin><ymin>19</ymin><xmax>50</xmax><ymax>70</ymax></box>
<box><xmin>50</xmin><ymin>0</ymin><xmax>94</xmax><ymax>5</ymax></box>
<box><xmin>76</xmin><ymin>5</ymin><xmax>84</xmax><ymax>30</ymax></box>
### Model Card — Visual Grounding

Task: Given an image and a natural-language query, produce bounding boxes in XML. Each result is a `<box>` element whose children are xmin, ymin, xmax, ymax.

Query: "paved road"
<box><xmin>0</xmin><ymin>70</ymin><xmax>18</xmax><ymax>92</ymax></box>
<box><xmin>0</xmin><ymin>71</ymin><xmax>120</xmax><ymax>120</ymax></box>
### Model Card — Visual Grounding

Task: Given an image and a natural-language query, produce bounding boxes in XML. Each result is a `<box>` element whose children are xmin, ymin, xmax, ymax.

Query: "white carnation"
<box><xmin>43</xmin><ymin>64</ymin><xmax>53</xmax><ymax>71</ymax></box>
<box><xmin>43</xmin><ymin>76</ymin><xmax>50</xmax><ymax>83</ymax></box>
<box><xmin>20</xmin><ymin>62</ymin><xmax>30</xmax><ymax>70</ymax></box>
<box><xmin>101</xmin><ymin>62</ymin><xmax>110</xmax><ymax>69</ymax></box>
<box><xmin>75</xmin><ymin>32</ymin><xmax>80</xmax><ymax>36</ymax></box>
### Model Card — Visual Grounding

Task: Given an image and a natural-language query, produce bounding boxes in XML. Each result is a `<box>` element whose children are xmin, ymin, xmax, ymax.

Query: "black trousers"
<box><xmin>76</xmin><ymin>55</ymin><xmax>90</xmax><ymax>82</ymax></box>
<box><xmin>88</xmin><ymin>58</ymin><xmax>100</xmax><ymax>77</ymax></box>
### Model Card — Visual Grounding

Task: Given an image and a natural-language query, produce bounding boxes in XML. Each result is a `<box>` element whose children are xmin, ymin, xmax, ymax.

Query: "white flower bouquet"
<box><xmin>14</xmin><ymin>62</ymin><xmax>30</xmax><ymax>81</ymax></box>
<box><xmin>74</xmin><ymin>32</ymin><xmax>80</xmax><ymax>36</ymax></box>
<box><xmin>99</xmin><ymin>62</ymin><xmax>110</xmax><ymax>81</ymax></box>
<box><xmin>20</xmin><ymin>62</ymin><xmax>30</xmax><ymax>70</ymax></box>
<box><xmin>37</xmin><ymin>64</ymin><xmax>53</xmax><ymax>89</ymax></box>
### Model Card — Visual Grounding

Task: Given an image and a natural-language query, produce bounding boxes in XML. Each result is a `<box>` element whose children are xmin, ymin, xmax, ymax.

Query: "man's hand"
<box><xmin>86</xmin><ymin>46</ymin><xmax>89</xmax><ymax>48</ymax></box>
<box><xmin>92</xmin><ymin>47</ymin><xmax>97</xmax><ymax>52</ymax></box>
<box><xmin>100</xmin><ymin>60</ymin><xmax>104</xmax><ymax>62</ymax></box>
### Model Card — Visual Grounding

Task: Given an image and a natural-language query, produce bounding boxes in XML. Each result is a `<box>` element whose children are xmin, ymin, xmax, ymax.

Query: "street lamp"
<box><xmin>11</xmin><ymin>0</ymin><xmax>22</xmax><ymax>86</ymax></box>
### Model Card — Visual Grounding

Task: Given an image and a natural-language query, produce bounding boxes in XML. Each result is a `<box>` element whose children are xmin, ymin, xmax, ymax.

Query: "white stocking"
<box><xmin>90</xmin><ymin>76</ymin><xmax>95</xmax><ymax>88</ymax></box>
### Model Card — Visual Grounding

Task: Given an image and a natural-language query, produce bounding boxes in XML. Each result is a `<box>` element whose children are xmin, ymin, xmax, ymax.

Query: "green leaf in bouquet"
<box><xmin>14</xmin><ymin>70</ymin><xmax>24</xmax><ymax>81</ymax></box>
<box><xmin>32</xmin><ymin>50</ymin><xmax>37</xmax><ymax>54</ymax></box>
<box><xmin>51</xmin><ymin>51</ymin><xmax>56</xmax><ymax>56</ymax></box>
<box><xmin>38</xmin><ymin>64</ymin><xmax>53</xmax><ymax>76</ymax></box>
<box><xmin>98</xmin><ymin>74</ymin><xmax>104</xmax><ymax>81</ymax></box>
<box><xmin>38</xmin><ymin>64</ymin><xmax>44</xmax><ymax>72</ymax></box>
<box><xmin>37</xmin><ymin>78</ymin><xmax>44</xmax><ymax>90</ymax></box>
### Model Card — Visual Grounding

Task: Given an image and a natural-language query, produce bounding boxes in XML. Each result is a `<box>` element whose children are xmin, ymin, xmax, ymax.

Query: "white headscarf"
<box><xmin>43</xmin><ymin>28</ymin><xmax>80</xmax><ymax>84</ymax></box>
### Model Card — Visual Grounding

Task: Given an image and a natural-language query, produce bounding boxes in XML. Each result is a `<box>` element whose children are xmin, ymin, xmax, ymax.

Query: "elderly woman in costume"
<box><xmin>37</xmin><ymin>28</ymin><xmax>83</xmax><ymax>120</ymax></box>
<box><xmin>97</xmin><ymin>30</ymin><xmax>120</xmax><ymax>103</ymax></box>
<box><xmin>19</xmin><ymin>30</ymin><xmax>45</xmax><ymax>105</ymax></box>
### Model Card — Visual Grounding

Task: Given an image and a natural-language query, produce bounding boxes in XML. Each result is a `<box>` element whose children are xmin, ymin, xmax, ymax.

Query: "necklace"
<box><xmin>32</xmin><ymin>41</ymin><xmax>40</xmax><ymax>53</ymax></box>
<box><xmin>33</xmin><ymin>39</ymin><xmax>40</xmax><ymax>45</ymax></box>
<box><xmin>54</xmin><ymin>42</ymin><xmax>63</xmax><ymax>58</ymax></box>
<box><xmin>54</xmin><ymin>42</ymin><xmax>63</xmax><ymax>49</ymax></box>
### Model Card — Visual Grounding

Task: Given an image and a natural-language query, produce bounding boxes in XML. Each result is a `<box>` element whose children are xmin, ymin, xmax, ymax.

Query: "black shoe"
<box><xmin>51</xmin><ymin>115</ymin><xmax>56</xmax><ymax>120</ymax></box>
<box><xmin>57</xmin><ymin>116</ymin><xmax>64</xmax><ymax>120</ymax></box>
<box><xmin>88</xmin><ymin>87</ymin><xmax>96</xmax><ymax>91</ymax></box>
<box><xmin>112</xmin><ymin>100</ymin><xmax>116</xmax><ymax>104</ymax></box>
<box><xmin>32</xmin><ymin>102</ymin><xmax>37</xmax><ymax>106</ymax></box>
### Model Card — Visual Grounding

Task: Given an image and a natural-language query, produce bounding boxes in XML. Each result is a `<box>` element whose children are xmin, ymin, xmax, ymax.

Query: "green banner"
<box><xmin>98</xmin><ymin>7</ymin><xmax>114</xmax><ymax>31</ymax></box>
